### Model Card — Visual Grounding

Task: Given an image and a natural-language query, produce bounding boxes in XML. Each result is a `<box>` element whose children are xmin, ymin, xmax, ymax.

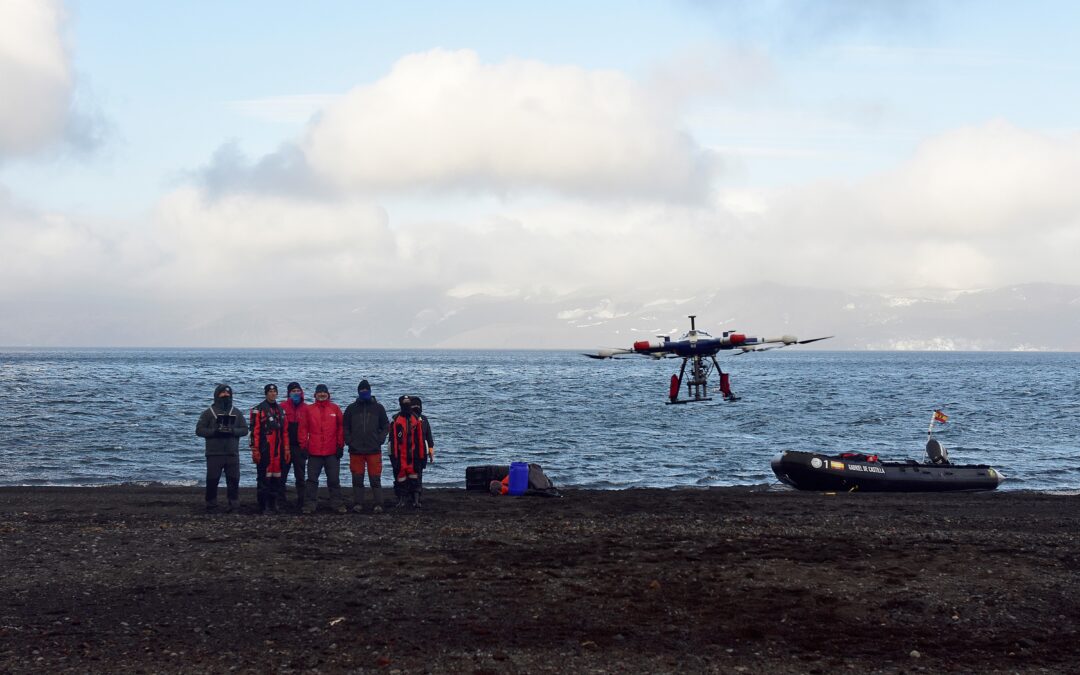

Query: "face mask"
<box><xmin>358</xmin><ymin>390</ymin><xmax>372</xmax><ymax>401</ymax></box>
<box><xmin>400</xmin><ymin>402</ymin><xmax>412</xmax><ymax>415</ymax></box>
<box><xmin>218</xmin><ymin>395</ymin><xmax>232</xmax><ymax>410</ymax></box>
<box><xmin>411</xmin><ymin>407</ymin><xmax>421</xmax><ymax>417</ymax></box>
<box><xmin>289</xmin><ymin>393</ymin><xmax>302</xmax><ymax>405</ymax></box>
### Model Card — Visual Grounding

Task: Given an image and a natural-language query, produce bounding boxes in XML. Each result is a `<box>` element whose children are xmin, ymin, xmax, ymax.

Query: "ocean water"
<box><xmin>1</xmin><ymin>349</ymin><xmax>1078</xmax><ymax>491</ymax></box>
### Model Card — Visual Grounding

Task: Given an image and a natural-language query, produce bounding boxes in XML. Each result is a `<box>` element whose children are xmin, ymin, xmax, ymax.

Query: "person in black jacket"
<box><xmin>343</xmin><ymin>379</ymin><xmax>389</xmax><ymax>513</ymax></box>
<box><xmin>195</xmin><ymin>384</ymin><xmax>249</xmax><ymax>511</ymax></box>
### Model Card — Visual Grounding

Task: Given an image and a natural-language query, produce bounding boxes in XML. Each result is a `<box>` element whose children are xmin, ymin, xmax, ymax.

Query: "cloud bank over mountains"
<box><xmin>3</xmin><ymin>7</ymin><xmax>1080</xmax><ymax>348</ymax></box>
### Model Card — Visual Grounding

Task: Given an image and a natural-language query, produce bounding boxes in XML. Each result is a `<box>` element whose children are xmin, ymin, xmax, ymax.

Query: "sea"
<box><xmin>1</xmin><ymin>349</ymin><xmax>1078</xmax><ymax>491</ymax></box>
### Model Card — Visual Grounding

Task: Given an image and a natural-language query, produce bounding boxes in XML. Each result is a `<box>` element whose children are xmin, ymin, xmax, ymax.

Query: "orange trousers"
<box><xmin>349</xmin><ymin>453</ymin><xmax>382</xmax><ymax>478</ymax></box>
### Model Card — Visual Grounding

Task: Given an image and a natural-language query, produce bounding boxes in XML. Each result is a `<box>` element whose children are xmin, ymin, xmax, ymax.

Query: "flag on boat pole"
<box><xmin>928</xmin><ymin>409</ymin><xmax>948</xmax><ymax>436</ymax></box>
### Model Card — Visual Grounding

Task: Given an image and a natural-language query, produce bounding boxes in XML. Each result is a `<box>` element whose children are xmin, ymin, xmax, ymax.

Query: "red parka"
<box><xmin>306</xmin><ymin>398</ymin><xmax>344</xmax><ymax>457</ymax></box>
<box><xmin>280</xmin><ymin>394</ymin><xmax>310</xmax><ymax>451</ymax></box>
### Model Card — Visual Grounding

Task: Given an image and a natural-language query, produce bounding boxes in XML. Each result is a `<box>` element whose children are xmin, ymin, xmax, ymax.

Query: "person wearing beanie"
<box><xmin>278</xmin><ymin>382</ymin><xmax>310</xmax><ymax>509</ymax></box>
<box><xmin>389</xmin><ymin>395</ymin><xmax>427</xmax><ymax>508</ymax></box>
<box><xmin>343</xmin><ymin>379</ymin><xmax>389</xmax><ymax>513</ymax></box>
<box><xmin>250</xmin><ymin>383</ymin><xmax>290</xmax><ymax>514</ymax></box>
<box><xmin>195</xmin><ymin>384</ymin><xmax>248</xmax><ymax>512</ymax></box>
<box><xmin>303</xmin><ymin>384</ymin><xmax>345</xmax><ymax>513</ymax></box>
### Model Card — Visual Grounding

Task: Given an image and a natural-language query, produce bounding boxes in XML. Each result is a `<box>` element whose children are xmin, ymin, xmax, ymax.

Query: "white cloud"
<box><xmin>146</xmin><ymin>187</ymin><xmax>397</xmax><ymax>297</ymax></box>
<box><xmin>302</xmin><ymin>49</ymin><xmax>712</xmax><ymax>200</ymax></box>
<box><xmin>0</xmin><ymin>189</ymin><xmax>119</xmax><ymax>295</ymax></box>
<box><xmin>868</xmin><ymin>120</ymin><xmax>1080</xmax><ymax>236</ymax></box>
<box><xmin>748</xmin><ymin>121</ymin><xmax>1080</xmax><ymax>289</ymax></box>
<box><xmin>0</xmin><ymin>0</ymin><xmax>72</xmax><ymax>156</ymax></box>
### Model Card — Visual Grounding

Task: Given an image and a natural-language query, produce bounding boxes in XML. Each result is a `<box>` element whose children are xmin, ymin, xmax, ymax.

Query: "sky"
<box><xmin>2</xmin><ymin>0</ymin><xmax>1080</xmax><ymax>347</ymax></box>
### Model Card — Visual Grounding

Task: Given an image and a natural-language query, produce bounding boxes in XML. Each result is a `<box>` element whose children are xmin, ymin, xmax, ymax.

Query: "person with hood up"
<box><xmin>303</xmin><ymin>384</ymin><xmax>345</xmax><ymax>514</ymax></box>
<box><xmin>410</xmin><ymin>396</ymin><xmax>436</xmax><ymax>464</ymax></box>
<box><xmin>278</xmin><ymin>382</ymin><xmax>309</xmax><ymax>509</ymax></box>
<box><xmin>343</xmin><ymin>379</ymin><xmax>389</xmax><ymax>513</ymax></box>
<box><xmin>389</xmin><ymin>395</ymin><xmax>427</xmax><ymax>508</ymax></box>
<box><xmin>250</xmin><ymin>383</ymin><xmax>290</xmax><ymax>514</ymax></box>
<box><xmin>195</xmin><ymin>384</ymin><xmax>248</xmax><ymax>511</ymax></box>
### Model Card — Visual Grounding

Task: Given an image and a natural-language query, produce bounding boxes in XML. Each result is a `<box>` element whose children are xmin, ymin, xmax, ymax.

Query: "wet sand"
<box><xmin>0</xmin><ymin>486</ymin><xmax>1077</xmax><ymax>673</ymax></box>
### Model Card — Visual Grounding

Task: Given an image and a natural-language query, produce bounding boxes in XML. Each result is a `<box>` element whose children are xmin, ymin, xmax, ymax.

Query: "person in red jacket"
<box><xmin>389</xmin><ymin>396</ymin><xmax>427</xmax><ymax>508</ymax></box>
<box><xmin>302</xmin><ymin>384</ymin><xmax>345</xmax><ymax>514</ymax></box>
<box><xmin>278</xmin><ymin>381</ymin><xmax>310</xmax><ymax>510</ymax></box>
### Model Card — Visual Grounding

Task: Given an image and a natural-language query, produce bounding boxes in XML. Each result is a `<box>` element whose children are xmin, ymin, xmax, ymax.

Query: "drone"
<box><xmin>584</xmin><ymin>315</ymin><xmax>832</xmax><ymax>404</ymax></box>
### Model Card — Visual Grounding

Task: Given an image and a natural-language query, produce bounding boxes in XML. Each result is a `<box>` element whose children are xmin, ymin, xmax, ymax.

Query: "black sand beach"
<box><xmin>1</xmin><ymin>486</ymin><xmax>1077</xmax><ymax>673</ymax></box>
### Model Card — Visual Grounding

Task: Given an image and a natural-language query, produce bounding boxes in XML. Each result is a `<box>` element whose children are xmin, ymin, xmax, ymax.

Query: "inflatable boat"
<box><xmin>771</xmin><ymin>449</ymin><xmax>1003</xmax><ymax>492</ymax></box>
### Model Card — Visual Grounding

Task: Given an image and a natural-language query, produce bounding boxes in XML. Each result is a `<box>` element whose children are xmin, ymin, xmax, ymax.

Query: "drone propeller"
<box><xmin>736</xmin><ymin>335</ymin><xmax>833</xmax><ymax>355</ymax></box>
<box><xmin>582</xmin><ymin>347</ymin><xmax>634</xmax><ymax>360</ymax></box>
<box><xmin>794</xmin><ymin>335</ymin><xmax>834</xmax><ymax>345</ymax></box>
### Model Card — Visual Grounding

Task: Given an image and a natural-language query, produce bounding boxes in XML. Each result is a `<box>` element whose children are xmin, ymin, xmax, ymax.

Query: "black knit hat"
<box><xmin>264</xmin><ymin>383</ymin><xmax>278</xmax><ymax>394</ymax></box>
<box><xmin>286</xmin><ymin>381</ymin><xmax>301</xmax><ymax>393</ymax></box>
<box><xmin>357</xmin><ymin>379</ymin><xmax>371</xmax><ymax>393</ymax></box>
<box><xmin>315</xmin><ymin>384</ymin><xmax>329</xmax><ymax>394</ymax></box>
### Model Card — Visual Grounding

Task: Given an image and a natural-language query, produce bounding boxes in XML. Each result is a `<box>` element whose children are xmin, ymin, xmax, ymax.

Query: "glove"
<box><xmin>251</xmin><ymin>449</ymin><xmax>261</xmax><ymax>464</ymax></box>
<box><xmin>336</xmin><ymin>446</ymin><xmax>344</xmax><ymax>459</ymax></box>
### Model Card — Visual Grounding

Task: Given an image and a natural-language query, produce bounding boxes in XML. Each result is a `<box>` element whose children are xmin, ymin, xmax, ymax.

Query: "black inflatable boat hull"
<box><xmin>772</xmin><ymin>450</ymin><xmax>1003</xmax><ymax>492</ymax></box>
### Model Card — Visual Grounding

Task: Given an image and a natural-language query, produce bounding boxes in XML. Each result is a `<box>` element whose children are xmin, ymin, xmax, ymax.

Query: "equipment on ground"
<box><xmin>465</xmin><ymin>463</ymin><xmax>561</xmax><ymax>497</ymax></box>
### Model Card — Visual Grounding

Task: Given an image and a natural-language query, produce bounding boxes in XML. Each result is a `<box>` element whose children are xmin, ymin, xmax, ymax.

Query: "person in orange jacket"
<box><xmin>250</xmin><ymin>383</ymin><xmax>290</xmax><ymax>514</ymax></box>
<box><xmin>389</xmin><ymin>396</ymin><xmax>427</xmax><ymax>508</ymax></box>
<box><xmin>303</xmin><ymin>384</ymin><xmax>345</xmax><ymax>514</ymax></box>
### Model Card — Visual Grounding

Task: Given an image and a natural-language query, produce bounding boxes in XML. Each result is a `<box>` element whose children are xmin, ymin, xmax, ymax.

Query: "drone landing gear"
<box><xmin>666</xmin><ymin>355</ymin><xmax>737</xmax><ymax>404</ymax></box>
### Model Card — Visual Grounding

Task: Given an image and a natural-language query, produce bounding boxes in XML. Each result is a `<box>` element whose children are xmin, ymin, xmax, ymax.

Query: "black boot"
<box><xmin>351</xmin><ymin>477</ymin><xmax>365</xmax><ymax>513</ymax></box>
<box><xmin>371</xmin><ymin>476</ymin><xmax>384</xmax><ymax>514</ymax></box>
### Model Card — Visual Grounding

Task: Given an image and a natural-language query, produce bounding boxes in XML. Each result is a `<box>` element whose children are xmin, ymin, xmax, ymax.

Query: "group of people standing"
<box><xmin>195</xmin><ymin>379</ymin><xmax>434</xmax><ymax>514</ymax></box>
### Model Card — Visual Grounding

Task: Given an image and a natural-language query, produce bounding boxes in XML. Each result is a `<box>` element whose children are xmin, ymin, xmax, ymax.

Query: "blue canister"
<box><xmin>507</xmin><ymin>462</ymin><xmax>529</xmax><ymax>496</ymax></box>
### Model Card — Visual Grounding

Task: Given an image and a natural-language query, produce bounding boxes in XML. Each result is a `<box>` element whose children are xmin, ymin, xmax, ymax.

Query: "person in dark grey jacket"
<box><xmin>195</xmin><ymin>383</ymin><xmax>249</xmax><ymax>511</ymax></box>
<box><xmin>343</xmin><ymin>379</ymin><xmax>389</xmax><ymax>513</ymax></box>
